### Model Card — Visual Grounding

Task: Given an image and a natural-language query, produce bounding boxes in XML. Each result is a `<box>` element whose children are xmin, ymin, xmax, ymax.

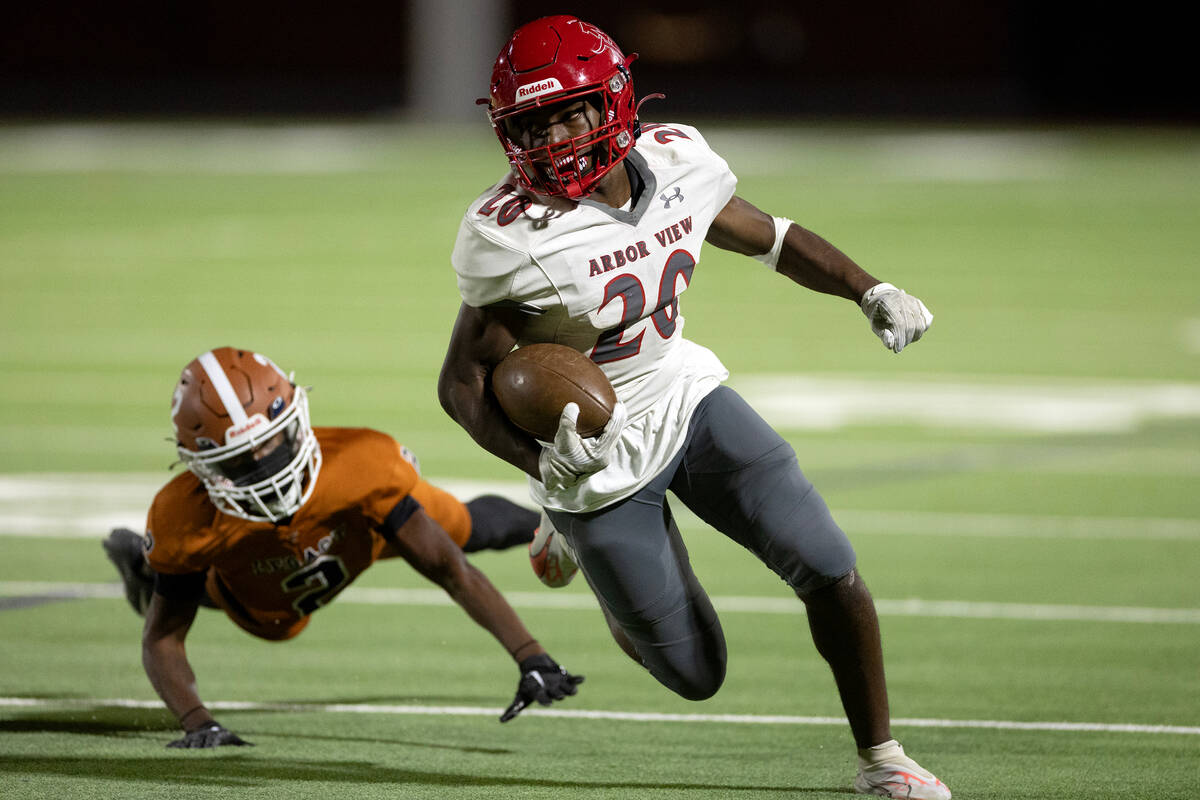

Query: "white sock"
<box><xmin>858</xmin><ymin>739</ymin><xmax>903</xmax><ymax>763</ymax></box>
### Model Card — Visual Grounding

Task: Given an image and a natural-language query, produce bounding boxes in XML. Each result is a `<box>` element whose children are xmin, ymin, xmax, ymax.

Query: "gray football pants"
<box><xmin>546</xmin><ymin>386</ymin><xmax>857</xmax><ymax>701</ymax></box>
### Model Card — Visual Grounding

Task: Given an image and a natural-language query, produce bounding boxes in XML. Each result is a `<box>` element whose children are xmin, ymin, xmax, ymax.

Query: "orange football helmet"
<box><xmin>171</xmin><ymin>347</ymin><xmax>321</xmax><ymax>522</ymax></box>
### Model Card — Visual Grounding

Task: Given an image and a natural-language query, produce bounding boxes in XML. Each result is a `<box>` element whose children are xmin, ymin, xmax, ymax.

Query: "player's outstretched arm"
<box><xmin>438</xmin><ymin>302</ymin><xmax>543</xmax><ymax>479</ymax></box>
<box><xmin>142</xmin><ymin>583</ymin><xmax>252</xmax><ymax>748</ymax></box>
<box><xmin>706</xmin><ymin>195</ymin><xmax>933</xmax><ymax>352</ymax></box>
<box><xmin>386</xmin><ymin>506</ymin><xmax>582</xmax><ymax>720</ymax></box>
<box><xmin>707</xmin><ymin>195</ymin><xmax>880</xmax><ymax>300</ymax></box>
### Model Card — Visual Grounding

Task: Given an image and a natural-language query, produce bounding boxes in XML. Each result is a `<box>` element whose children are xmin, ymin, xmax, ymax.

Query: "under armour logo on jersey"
<box><xmin>660</xmin><ymin>187</ymin><xmax>684</xmax><ymax>208</ymax></box>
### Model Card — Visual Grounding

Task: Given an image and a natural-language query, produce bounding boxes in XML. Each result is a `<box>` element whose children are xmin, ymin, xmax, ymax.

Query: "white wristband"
<box><xmin>751</xmin><ymin>216</ymin><xmax>795</xmax><ymax>270</ymax></box>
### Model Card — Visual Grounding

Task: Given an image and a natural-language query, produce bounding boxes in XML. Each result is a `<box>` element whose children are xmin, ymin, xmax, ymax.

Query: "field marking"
<box><xmin>835</xmin><ymin>509</ymin><xmax>1200</xmax><ymax>541</ymax></box>
<box><xmin>1</xmin><ymin>696</ymin><xmax>1196</xmax><ymax>736</ymax></box>
<box><xmin>2</xmin><ymin>474</ymin><xmax>1198</xmax><ymax>542</ymax></box>
<box><xmin>0</xmin><ymin>123</ymin><xmax>404</xmax><ymax>174</ymax></box>
<box><xmin>3</xmin><ymin>581</ymin><xmax>1198</xmax><ymax>625</ymax></box>
<box><xmin>1185</xmin><ymin>318</ymin><xmax>1200</xmax><ymax>354</ymax></box>
<box><xmin>1</xmin><ymin>123</ymin><xmax>1074</xmax><ymax>181</ymax></box>
<box><xmin>732</xmin><ymin>374</ymin><xmax>1200</xmax><ymax>434</ymax></box>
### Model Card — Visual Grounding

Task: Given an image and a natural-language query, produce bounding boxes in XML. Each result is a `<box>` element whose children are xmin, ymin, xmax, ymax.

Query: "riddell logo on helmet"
<box><xmin>227</xmin><ymin>415</ymin><xmax>267</xmax><ymax>442</ymax></box>
<box><xmin>516</xmin><ymin>78</ymin><xmax>563</xmax><ymax>101</ymax></box>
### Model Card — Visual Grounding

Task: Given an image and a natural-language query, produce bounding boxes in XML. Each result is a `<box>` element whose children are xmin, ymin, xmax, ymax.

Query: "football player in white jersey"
<box><xmin>438</xmin><ymin>15</ymin><xmax>949</xmax><ymax>799</ymax></box>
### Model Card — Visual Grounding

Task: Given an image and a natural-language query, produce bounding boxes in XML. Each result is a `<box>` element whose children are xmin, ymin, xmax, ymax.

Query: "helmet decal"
<box><xmin>169</xmin><ymin>383</ymin><xmax>185</xmax><ymax>435</ymax></box>
<box><xmin>252</xmin><ymin>351</ymin><xmax>290</xmax><ymax>381</ymax></box>
<box><xmin>565</xmin><ymin>18</ymin><xmax>621</xmax><ymax>58</ymax></box>
<box><xmin>515</xmin><ymin>77</ymin><xmax>564</xmax><ymax>103</ymax></box>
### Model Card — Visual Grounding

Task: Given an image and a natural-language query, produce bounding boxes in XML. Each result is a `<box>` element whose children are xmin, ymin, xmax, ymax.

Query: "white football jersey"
<box><xmin>452</xmin><ymin>123</ymin><xmax>738</xmax><ymax>512</ymax></box>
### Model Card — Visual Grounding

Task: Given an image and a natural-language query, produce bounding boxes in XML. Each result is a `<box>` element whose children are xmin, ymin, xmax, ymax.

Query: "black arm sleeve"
<box><xmin>463</xmin><ymin>495</ymin><xmax>538</xmax><ymax>552</ymax></box>
<box><xmin>378</xmin><ymin>495</ymin><xmax>423</xmax><ymax>546</ymax></box>
<box><xmin>153</xmin><ymin>570</ymin><xmax>207</xmax><ymax>602</ymax></box>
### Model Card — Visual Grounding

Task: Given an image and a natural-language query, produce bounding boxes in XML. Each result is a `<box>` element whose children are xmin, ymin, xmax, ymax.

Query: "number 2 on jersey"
<box><xmin>282</xmin><ymin>556</ymin><xmax>348</xmax><ymax>616</ymax></box>
<box><xmin>591</xmin><ymin>249</ymin><xmax>696</xmax><ymax>364</ymax></box>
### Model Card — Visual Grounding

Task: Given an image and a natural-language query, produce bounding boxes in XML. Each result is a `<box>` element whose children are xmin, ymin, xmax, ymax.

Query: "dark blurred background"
<box><xmin>2</xmin><ymin>0</ymin><xmax>1193</xmax><ymax>122</ymax></box>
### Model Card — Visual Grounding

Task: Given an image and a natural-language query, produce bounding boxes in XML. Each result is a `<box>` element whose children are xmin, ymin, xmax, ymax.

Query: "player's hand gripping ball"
<box><xmin>492</xmin><ymin>344</ymin><xmax>616</xmax><ymax>442</ymax></box>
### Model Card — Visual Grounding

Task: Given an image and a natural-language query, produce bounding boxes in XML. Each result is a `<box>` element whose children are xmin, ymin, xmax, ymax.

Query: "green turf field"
<box><xmin>1</xmin><ymin>120</ymin><xmax>1198</xmax><ymax>799</ymax></box>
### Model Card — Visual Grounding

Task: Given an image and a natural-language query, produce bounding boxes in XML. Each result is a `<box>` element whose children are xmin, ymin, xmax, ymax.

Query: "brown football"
<box><xmin>492</xmin><ymin>343</ymin><xmax>616</xmax><ymax>441</ymax></box>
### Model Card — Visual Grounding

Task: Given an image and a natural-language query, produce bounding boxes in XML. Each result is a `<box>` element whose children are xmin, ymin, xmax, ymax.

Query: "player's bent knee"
<box><xmin>654</xmin><ymin>653</ymin><xmax>726</xmax><ymax>700</ymax></box>
<box><xmin>639</xmin><ymin>626</ymin><xmax>728</xmax><ymax>700</ymax></box>
<box><xmin>668</xmin><ymin>660</ymin><xmax>726</xmax><ymax>701</ymax></box>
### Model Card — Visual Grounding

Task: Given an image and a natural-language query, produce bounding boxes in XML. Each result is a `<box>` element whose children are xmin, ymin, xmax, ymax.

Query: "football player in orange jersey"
<box><xmin>102</xmin><ymin>346</ymin><xmax>582</xmax><ymax>748</ymax></box>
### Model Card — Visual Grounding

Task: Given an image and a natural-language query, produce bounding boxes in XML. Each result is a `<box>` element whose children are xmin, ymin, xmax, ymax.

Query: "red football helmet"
<box><xmin>171</xmin><ymin>347</ymin><xmax>321</xmax><ymax>522</ymax></box>
<box><xmin>484</xmin><ymin>15</ymin><xmax>642</xmax><ymax>199</ymax></box>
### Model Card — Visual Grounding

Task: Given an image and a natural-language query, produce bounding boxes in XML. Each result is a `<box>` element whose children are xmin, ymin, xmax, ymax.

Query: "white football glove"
<box><xmin>538</xmin><ymin>401</ymin><xmax>627</xmax><ymax>492</ymax></box>
<box><xmin>860</xmin><ymin>282</ymin><xmax>934</xmax><ymax>354</ymax></box>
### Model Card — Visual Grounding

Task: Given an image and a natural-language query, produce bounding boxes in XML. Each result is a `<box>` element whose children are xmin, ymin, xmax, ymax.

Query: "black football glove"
<box><xmin>167</xmin><ymin>721</ymin><xmax>253</xmax><ymax>749</ymax></box>
<box><xmin>500</xmin><ymin>653</ymin><xmax>584</xmax><ymax>723</ymax></box>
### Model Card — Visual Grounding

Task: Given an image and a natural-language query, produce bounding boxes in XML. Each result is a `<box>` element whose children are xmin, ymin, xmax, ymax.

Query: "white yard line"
<box><xmin>0</xmin><ymin>123</ymin><xmax>1074</xmax><ymax>180</ymax></box>
<box><xmin>1</xmin><ymin>474</ymin><xmax>1197</xmax><ymax>541</ymax></box>
<box><xmin>833</xmin><ymin>509</ymin><xmax>1200</xmax><ymax>541</ymax></box>
<box><xmin>732</xmin><ymin>374</ymin><xmax>1200</xmax><ymax>434</ymax></box>
<box><xmin>0</xmin><ymin>696</ymin><xmax>1195</xmax><ymax>736</ymax></box>
<box><xmin>1185</xmin><ymin>319</ymin><xmax>1200</xmax><ymax>354</ymax></box>
<box><xmin>3</xmin><ymin>581</ymin><xmax>1198</xmax><ymax>625</ymax></box>
<box><xmin>702</xmin><ymin>129</ymin><xmax>1075</xmax><ymax>181</ymax></box>
<box><xmin>0</xmin><ymin>122</ymin><xmax>402</xmax><ymax>173</ymax></box>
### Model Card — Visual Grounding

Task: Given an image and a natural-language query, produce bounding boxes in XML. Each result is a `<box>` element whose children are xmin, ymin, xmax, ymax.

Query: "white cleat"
<box><xmin>528</xmin><ymin>510</ymin><xmax>579</xmax><ymax>588</ymax></box>
<box><xmin>853</xmin><ymin>740</ymin><xmax>950</xmax><ymax>799</ymax></box>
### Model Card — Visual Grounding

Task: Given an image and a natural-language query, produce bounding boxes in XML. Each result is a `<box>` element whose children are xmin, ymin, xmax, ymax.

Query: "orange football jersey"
<box><xmin>145</xmin><ymin>427</ymin><xmax>472</xmax><ymax>641</ymax></box>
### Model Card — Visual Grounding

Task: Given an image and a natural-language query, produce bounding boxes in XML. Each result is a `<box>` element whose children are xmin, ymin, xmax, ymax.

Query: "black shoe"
<box><xmin>102</xmin><ymin>527</ymin><xmax>154</xmax><ymax>616</ymax></box>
